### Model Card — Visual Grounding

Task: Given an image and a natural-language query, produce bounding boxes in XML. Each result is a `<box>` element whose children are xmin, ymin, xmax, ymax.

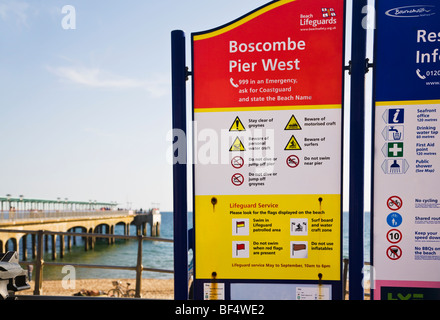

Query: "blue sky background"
<box><xmin>0</xmin><ymin>0</ymin><xmax>373</xmax><ymax>212</ymax></box>
<box><xmin>0</xmin><ymin>0</ymin><xmax>276</xmax><ymax>211</ymax></box>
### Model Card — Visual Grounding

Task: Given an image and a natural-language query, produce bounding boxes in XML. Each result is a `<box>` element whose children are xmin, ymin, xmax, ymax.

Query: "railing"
<box><xmin>0</xmin><ymin>228</ymin><xmax>173</xmax><ymax>298</ymax></box>
<box><xmin>0</xmin><ymin>210</ymin><xmax>133</xmax><ymax>223</ymax></box>
<box><xmin>342</xmin><ymin>258</ymin><xmax>371</xmax><ymax>299</ymax></box>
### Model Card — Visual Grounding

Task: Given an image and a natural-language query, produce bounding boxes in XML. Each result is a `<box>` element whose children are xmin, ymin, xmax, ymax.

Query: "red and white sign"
<box><xmin>386</xmin><ymin>229</ymin><xmax>402</xmax><ymax>244</ymax></box>
<box><xmin>387</xmin><ymin>196</ymin><xmax>403</xmax><ymax>211</ymax></box>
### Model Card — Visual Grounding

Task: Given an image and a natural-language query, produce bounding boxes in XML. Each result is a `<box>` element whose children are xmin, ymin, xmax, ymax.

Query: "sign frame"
<box><xmin>190</xmin><ymin>0</ymin><xmax>347</xmax><ymax>300</ymax></box>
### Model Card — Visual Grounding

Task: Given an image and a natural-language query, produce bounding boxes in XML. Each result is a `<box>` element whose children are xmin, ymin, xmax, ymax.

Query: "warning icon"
<box><xmin>284</xmin><ymin>135</ymin><xmax>301</xmax><ymax>150</ymax></box>
<box><xmin>229</xmin><ymin>137</ymin><xmax>246</xmax><ymax>151</ymax></box>
<box><xmin>284</xmin><ymin>115</ymin><xmax>302</xmax><ymax>130</ymax></box>
<box><xmin>229</xmin><ymin>116</ymin><xmax>246</xmax><ymax>131</ymax></box>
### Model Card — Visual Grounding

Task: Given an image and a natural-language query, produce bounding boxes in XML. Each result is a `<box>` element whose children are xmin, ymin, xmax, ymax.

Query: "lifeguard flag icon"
<box><xmin>233</xmin><ymin>242</ymin><xmax>249</xmax><ymax>258</ymax></box>
<box><xmin>236</xmin><ymin>243</ymin><xmax>245</xmax><ymax>254</ymax></box>
<box><xmin>236</xmin><ymin>220</ymin><xmax>245</xmax><ymax>233</ymax></box>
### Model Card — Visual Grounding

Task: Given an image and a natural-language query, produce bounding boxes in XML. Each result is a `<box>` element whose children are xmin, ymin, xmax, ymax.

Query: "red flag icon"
<box><xmin>236</xmin><ymin>243</ymin><xmax>245</xmax><ymax>256</ymax></box>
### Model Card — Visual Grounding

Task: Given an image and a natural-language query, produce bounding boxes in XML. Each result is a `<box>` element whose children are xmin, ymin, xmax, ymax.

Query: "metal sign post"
<box><xmin>171</xmin><ymin>29</ymin><xmax>189</xmax><ymax>300</ymax></box>
<box><xmin>348</xmin><ymin>0</ymin><xmax>368</xmax><ymax>301</ymax></box>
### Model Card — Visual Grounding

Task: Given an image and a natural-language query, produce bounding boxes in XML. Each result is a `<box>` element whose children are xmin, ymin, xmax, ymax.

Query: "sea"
<box><xmin>40</xmin><ymin>211</ymin><xmax>370</xmax><ymax>280</ymax></box>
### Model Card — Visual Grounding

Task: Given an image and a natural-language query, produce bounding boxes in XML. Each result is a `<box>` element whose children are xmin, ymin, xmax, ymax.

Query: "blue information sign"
<box><xmin>372</xmin><ymin>0</ymin><xmax>440</xmax><ymax>300</ymax></box>
<box><xmin>375</xmin><ymin>1</ymin><xmax>440</xmax><ymax>101</ymax></box>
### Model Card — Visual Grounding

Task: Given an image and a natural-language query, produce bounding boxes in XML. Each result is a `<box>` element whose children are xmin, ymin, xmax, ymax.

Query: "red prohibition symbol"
<box><xmin>231</xmin><ymin>156</ymin><xmax>244</xmax><ymax>169</ymax></box>
<box><xmin>386</xmin><ymin>229</ymin><xmax>402</xmax><ymax>244</ymax></box>
<box><xmin>387</xmin><ymin>196</ymin><xmax>403</xmax><ymax>211</ymax></box>
<box><xmin>386</xmin><ymin>245</ymin><xmax>402</xmax><ymax>260</ymax></box>
<box><xmin>286</xmin><ymin>155</ymin><xmax>300</xmax><ymax>168</ymax></box>
<box><xmin>231</xmin><ymin>173</ymin><xmax>244</xmax><ymax>186</ymax></box>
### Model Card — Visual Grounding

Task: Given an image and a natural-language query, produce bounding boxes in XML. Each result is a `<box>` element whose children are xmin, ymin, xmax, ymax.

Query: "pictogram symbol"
<box><xmin>284</xmin><ymin>135</ymin><xmax>301</xmax><ymax>150</ymax></box>
<box><xmin>387</xmin><ymin>212</ymin><xmax>402</xmax><ymax>227</ymax></box>
<box><xmin>229</xmin><ymin>137</ymin><xmax>246</xmax><ymax>151</ymax></box>
<box><xmin>381</xmin><ymin>159</ymin><xmax>409</xmax><ymax>174</ymax></box>
<box><xmin>387</xmin><ymin>245</ymin><xmax>402</xmax><ymax>260</ymax></box>
<box><xmin>284</xmin><ymin>115</ymin><xmax>302</xmax><ymax>130</ymax></box>
<box><xmin>382</xmin><ymin>142</ymin><xmax>404</xmax><ymax>157</ymax></box>
<box><xmin>387</xmin><ymin>229</ymin><xmax>402</xmax><ymax>244</ymax></box>
<box><xmin>229</xmin><ymin>116</ymin><xmax>246</xmax><ymax>131</ymax></box>
<box><xmin>286</xmin><ymin>155</ymin><xmax>300</xmax><ymax>168</ymax></box>
<box><xmin>231</xmin><ymin>156</ymin><xmax>244</xmax><ymax>169</ymax></box>
<box><xmin>382</xmin><ymin>125</ymin><xmax>404</xmax><ymax>141</ymax></box>
<box><xmin>233</xmin><ymin>241</ymin><xmax>249</xmax><ymax>258</ymax></box>
<box><xmin>231</xmin><ymin>173</ymin><xmax>244</xmax><ymax>186</ymax></box>
<box><xmin>322</xmin><ymin>8</ymin><xmax>336</xmax><ymax>18</ymax></box>
<box><xmin>383</xmin><ymin>108</ymin><xmax>404</xmax><ymax>124</ymax></box>
<box><xmin>387</xmin><ymin>196</ymin><xmax>403</xmax><ymax>211</ymax></box>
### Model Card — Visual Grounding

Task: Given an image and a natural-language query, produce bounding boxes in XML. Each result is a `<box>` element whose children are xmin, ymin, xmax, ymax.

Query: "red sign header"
<box><xmin>193</xmin><ymin>0</ymin><xmax>344</xmax><ymax>110</ymax></box>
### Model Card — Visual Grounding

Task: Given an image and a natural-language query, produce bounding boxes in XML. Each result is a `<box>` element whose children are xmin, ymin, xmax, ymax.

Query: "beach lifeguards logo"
<box><xmin>322</xmin><ymin>8</ymin><xmax>336</xmax><ymax>18</ymax></box>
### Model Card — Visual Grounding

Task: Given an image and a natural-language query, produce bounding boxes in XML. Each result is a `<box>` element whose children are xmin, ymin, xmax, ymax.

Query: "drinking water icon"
<box><xmin>382</xmin><ymin>125</ymin><xmax>404</xmax><ymax>141</ymax></box>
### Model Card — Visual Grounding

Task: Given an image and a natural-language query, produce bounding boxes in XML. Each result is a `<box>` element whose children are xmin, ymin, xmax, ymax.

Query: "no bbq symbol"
<box><xmin>387</xmin><ymin>245</ymin><xmax>402</xmax><ymax>260</ymax></box>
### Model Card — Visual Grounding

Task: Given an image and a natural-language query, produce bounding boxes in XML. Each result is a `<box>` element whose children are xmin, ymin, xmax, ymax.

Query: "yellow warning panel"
<box><xmin>195</xmin><ymin>194</ymin><xmax>341</xmax><ymax>281</ymax></box>
<box><xmin>229</xmin><ymin>137</ymin><xmax>246</xmax><ymax>151</ymax></box>
<box><xmin>229</xmin><ymin>116</ymin><xmax>246</xmax><ymax>131</ymax></box>
<box><xmin>284</xmin><ymin>135</ymin><xmax>301</xmax><ymax>150</ymax></box>
<box><xmin>284</xmin><ymin>115</ymin><xmax>302</xmax><ymax>130</ymax></box>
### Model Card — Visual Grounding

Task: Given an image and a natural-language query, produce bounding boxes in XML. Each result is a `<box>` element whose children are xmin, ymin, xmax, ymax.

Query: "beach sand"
<box><xmin>15</xmin><ymin>278</ymin><xmax>174</xmax><ymax>299</ymax></box>
<box><xmin>15</xmin><ymin>279</ymin><xmax>369</xmax><ymax>300</ymax></box>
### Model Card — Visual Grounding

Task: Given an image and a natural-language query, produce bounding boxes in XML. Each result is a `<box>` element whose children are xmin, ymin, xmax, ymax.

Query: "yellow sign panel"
<box><xmin>195</xmin><ymin>194</ymin><xmax>341</xmax><ymax>281</ymax></box>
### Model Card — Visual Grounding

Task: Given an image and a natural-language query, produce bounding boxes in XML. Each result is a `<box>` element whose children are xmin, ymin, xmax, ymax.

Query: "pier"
<box><xmin>0</xmin><ymin>196</ymin><xmax>161</xmax><ymax>260</ymax></box>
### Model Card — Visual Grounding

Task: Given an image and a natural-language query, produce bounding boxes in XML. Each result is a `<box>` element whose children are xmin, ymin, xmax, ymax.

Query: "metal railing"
<box><xmin>0</xmin><ymin>228</ymin><xmax>173</xmax><ymax>298</ymax></box>
<box><xmin>0</xmin><ymin>210</ymin><xmax>133</xmax><ymax>223</ymax></box>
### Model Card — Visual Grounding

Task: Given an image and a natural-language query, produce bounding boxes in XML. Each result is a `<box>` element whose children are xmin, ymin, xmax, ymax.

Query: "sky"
<box><xmin>0</xmin><ymin>0</ymin><xmax>373</xmax><ymax>212</ymax></box>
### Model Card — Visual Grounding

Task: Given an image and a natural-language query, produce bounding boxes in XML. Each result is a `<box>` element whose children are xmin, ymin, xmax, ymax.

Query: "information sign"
<box><xmin>192</xmin><ymin>0</ymin><xmax>345</xmax><ymax>300</ymax></box>
<box><xmin>373</xmin><ymin>0</ymin><xmax>440</xmax><ymax>300</ymax></box>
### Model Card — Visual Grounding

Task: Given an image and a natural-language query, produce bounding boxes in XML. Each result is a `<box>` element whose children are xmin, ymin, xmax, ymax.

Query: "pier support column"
<box><xmin>22</xmin><ymin>235</ymin><xmax>28</xmax><ymax>261</ymax></box>
<box><xmin>32</xmin><ymin>234</ymin><xmax>36</xmax><ymax>259</ymax></box>
<box><xmin>60</xmin><ymin>235</ymin><xmax>65</xmax><ymax>258</ymax></box>
<box><xmin>67</xmin><ymin>235</ymin><xmax>72</xmax><ymax>252</ymax></box>
<box><xmin>51</xmin><ymin>235</ymin><xmax>57</xmax><ymax>260</ymax></box>
<box><xmin>44</xmin><ymin>235</ymin><xmax>49</xmax><ymax>253</ymax></box>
